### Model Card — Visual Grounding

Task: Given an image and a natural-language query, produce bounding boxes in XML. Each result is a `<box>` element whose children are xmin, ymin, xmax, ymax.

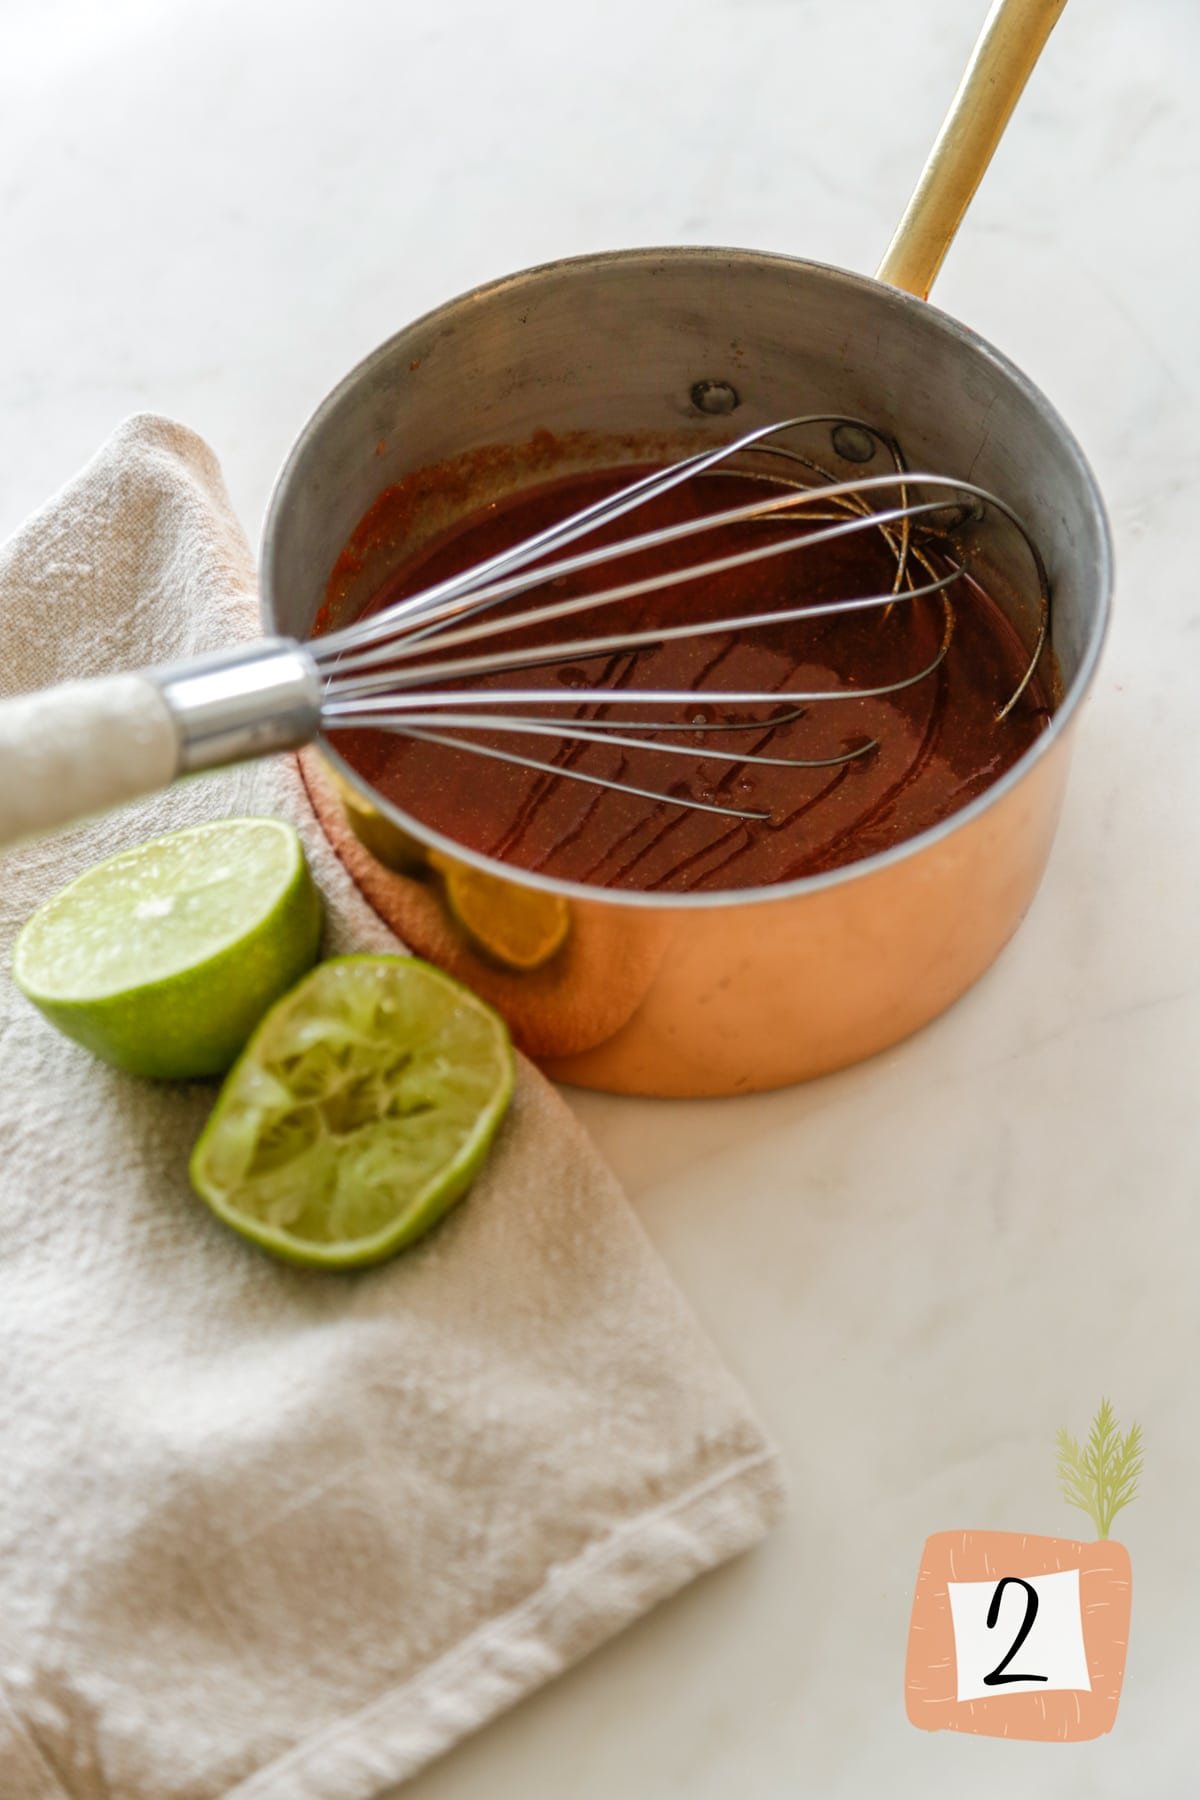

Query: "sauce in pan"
<box><xmin>323</xmin><ymin>466</ymin><xmax>1053</xmax><ymax>894</ymax></box>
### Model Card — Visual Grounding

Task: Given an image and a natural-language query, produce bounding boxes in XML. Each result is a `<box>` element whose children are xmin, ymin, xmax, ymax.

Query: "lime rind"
<box><xmin>11</xmin><ymin>818</ymin><xmax>323</xmax><ymax>1080</ymax></box>
<box><xmin>14</xmin><ymin>817</ymin><xmax>304</xmax><ymax>999</ymax></box>
<box><xmin>189</xmin><ymin>955</ymin><xmax>515</xmax><ymax>1269</ymax></box>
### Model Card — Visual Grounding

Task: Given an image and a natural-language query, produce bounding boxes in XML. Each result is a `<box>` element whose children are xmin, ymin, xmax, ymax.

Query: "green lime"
<box><xmin>189</xmin><ymin>956</ymin><xmax>515</xmax><ymax>1268</ymax></box>
<box><xmin>12</xmin><ymin>818</ymin><xmax>322</xmax><ymax>1080</ymax></box>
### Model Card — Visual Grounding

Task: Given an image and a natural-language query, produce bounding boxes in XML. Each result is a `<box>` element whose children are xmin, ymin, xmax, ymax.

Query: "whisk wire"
<box><xmin>313</xmin><ymin>419</ymin><xmax>1049</xmax><ymax>823</ymax></box>
<box><xmin>349</xmin><ymin>712</ymin><xmax>877</xmax><ymax>770</ymax></box>
<box><xmin>319</xmin><ymin>559</ymin><xmax>963</xmax><ymax>699</ymax></box>
<box><xmin>315</xmin><ymin>415</ymin><xmax>894</xmax><ymax>659</ymax></box>
<box><xmin>397</xmin><ymin>727</ymin><xmax>773</xmax><ymax>822</ymax></box>
<box><xmin>316</xmin><ymin>467</ymin><xmax>935</xmax><ymax>675</ymax></box>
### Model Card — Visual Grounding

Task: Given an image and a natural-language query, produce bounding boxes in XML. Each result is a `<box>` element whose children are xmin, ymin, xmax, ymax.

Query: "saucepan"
<box><xmin>259</xmin><ymin>0</ymin><xmax>1109</xmax><ymax>1095</ymax></box>
<box><xmin>0</xmin><ymin>1</ymin><xmax>1107</xmax><ymax>1096</ymax></box>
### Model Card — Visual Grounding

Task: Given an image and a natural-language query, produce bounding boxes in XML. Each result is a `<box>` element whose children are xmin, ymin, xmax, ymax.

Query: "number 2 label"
<box><xmin>983</xmin><ymin>1576</ymin><xmax>1046</xmax><ymax>1685</ymax></box>
<box><xmin>947</xmin><ymin>1567</ymin><xmax>1091</xmax><ymax>1701</ymax></box>
<box><xmin>906</xmin><ymin>1530</ymin><xmax>1131</xmax><ymax>1739</ymax></box>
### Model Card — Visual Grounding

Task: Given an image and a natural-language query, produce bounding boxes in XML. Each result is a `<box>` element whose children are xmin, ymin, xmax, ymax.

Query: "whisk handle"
<box><xmin>0</xmin><ymin>640</ymin><xmax>321</xmax><ymax>849</ymax></box>
<box><xmin>0</xmin><ymin>674</ymin><xmax>179</xmax><ymax>847</ymax></box>
<box><xmin>876</xmin><ymin>0</ymin><xmax>1070</xmax><ymax>299</ymax></box>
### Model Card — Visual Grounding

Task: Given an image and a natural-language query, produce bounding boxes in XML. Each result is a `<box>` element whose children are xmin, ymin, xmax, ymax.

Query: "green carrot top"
<box><xmin>1056</xmin><ymin>1399</ymin><xmax>1143</xmax><ymax>1540</ymax></box>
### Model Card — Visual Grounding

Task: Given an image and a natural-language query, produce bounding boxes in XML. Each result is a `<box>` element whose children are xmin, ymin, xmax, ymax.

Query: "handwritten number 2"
<box><xmin>982</xmin><ymin>1577</ymin><xmax>1048</xmax><ymax>1686</ymax></box>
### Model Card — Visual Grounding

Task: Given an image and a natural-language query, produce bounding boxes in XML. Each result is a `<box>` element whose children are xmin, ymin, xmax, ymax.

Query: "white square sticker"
<box><xmin>947</xmin><ymin>1567</ymin><xmax>1092</xmax><ymax>1702</ymax></box>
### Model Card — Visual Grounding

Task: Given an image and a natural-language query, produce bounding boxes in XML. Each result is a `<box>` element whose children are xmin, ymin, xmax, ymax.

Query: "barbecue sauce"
<box><xmin>323</xmin><ymin>467</ymin><xmax>1053</xmax><ymax>894</ymax></box>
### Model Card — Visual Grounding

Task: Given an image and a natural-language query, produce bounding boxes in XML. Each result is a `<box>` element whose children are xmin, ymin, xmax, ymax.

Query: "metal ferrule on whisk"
<box><xmin>153</xmin><ymin>638</ymin><xmax>323</xmax><ymax>773</ymax></box>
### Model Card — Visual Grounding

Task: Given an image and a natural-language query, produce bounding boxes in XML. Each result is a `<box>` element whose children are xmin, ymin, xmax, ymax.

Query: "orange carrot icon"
<box><xmin>906</xmin><ymin>1401</ymin><xmax>1140</xmax><ymax>1742</ymax></box>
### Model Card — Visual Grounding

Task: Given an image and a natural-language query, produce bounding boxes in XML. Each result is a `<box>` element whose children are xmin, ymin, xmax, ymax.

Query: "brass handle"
<box><xmin>876</xmin><ymin>0</ymin><xmax>1070</xmax><ymax>299</ymax></box>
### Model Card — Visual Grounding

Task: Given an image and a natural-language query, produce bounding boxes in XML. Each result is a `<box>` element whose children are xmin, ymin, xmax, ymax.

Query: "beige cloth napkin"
<box><xmin>0</xmin><ymin>416</ymin><xmax>785</xmax><ymax>1800</ymax></box>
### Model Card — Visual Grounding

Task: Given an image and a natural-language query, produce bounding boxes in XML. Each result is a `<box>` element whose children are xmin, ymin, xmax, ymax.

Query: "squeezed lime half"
<box><xmin>189</xmin><ymin>955</ymin><xmax>515</xmax><ymax>1268</ymax></box>
<box><xmin>12</xmin><ymin>818</ymin><xmax>322</xmax><ymax>1079</ymax></box>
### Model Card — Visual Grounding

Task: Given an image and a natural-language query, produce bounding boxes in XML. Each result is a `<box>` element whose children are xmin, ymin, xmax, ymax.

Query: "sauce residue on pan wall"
<box><xmin>321</xmin><ymin>465</ymin><xmax>1054</xmax><ymax>894</ymax></box>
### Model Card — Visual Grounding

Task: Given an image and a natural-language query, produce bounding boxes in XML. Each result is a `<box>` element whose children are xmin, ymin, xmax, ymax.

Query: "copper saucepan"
<box><xmin>264</xmin><ymin>0</ymin><xmax>1108</xmax><ymax>1097</ymax></box>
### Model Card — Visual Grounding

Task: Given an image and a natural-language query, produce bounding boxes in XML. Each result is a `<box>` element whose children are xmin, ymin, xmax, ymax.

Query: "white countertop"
<box><xmin>3</xmin><ymin>1</ymin><xmax>1197</xmax><ymax>1794</ymax></box>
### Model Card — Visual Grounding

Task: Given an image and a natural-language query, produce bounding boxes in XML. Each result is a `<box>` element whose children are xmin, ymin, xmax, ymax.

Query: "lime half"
<box><xmin>12</xmin><ymin>818</ymin><xmax>322</xmax><ymax>1080</ymax></box>
<box><xmin>189</xmin><ymin>956</ymin><xmax>515</xmax><ymax>1268</ymax></box>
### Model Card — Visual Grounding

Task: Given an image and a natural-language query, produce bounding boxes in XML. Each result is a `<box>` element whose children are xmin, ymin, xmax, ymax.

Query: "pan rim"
<box><xmin>261</xmin><ymin>244</ymin><xmax>1112</xmax><ymax>914</ymax></box>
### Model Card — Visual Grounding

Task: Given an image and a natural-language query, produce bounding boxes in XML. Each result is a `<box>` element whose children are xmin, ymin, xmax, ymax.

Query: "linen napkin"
<box><xmin>0</xmin><ymin>416</ymin><xmax>785</xmax><ymax>1800</ymax></box>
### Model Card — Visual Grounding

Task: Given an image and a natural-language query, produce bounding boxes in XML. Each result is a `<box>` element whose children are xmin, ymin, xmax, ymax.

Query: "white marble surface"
<box><xmin>3</xmin><ymin>0</ymin><xmax>1198</xmax><ymax>1793</ymax></box>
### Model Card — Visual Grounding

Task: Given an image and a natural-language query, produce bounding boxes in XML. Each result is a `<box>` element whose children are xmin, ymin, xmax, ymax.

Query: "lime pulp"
<box><xmin>189</xmin><ymin>955</ymin><xmax>515</xmax><ymax>1268</ymax></box>
<box><xmin>12</xmin><ymin>817</ymin><xmax>322</xmax><ymax>1079</ymax></box>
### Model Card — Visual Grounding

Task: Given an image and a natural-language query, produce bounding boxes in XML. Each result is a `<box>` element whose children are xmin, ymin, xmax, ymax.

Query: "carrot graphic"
<box><xmin>906</xmin><ymin>1402</ymin><xmax>1139</xmax><ymax>1741</ymax></box>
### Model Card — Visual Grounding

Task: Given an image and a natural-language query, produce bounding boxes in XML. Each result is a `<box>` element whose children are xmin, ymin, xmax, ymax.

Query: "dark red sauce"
<box><xmin>324</xmin><ymin>466</ymin><xmax>1053</xmax><ymax>894</ymax></box>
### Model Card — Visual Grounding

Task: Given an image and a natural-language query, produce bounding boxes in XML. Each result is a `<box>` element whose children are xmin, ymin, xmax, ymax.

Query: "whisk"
<box><xmin>0</xmin><ymin>416</ymin><xmax>1049</xmax><ymax>849</ymax></box>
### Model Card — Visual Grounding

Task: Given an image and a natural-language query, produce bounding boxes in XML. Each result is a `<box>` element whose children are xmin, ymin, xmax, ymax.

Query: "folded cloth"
<box><xmin>0</xmin><ymin>417</ymin><xmax>785</xmax><ymax>1800</ymax></box>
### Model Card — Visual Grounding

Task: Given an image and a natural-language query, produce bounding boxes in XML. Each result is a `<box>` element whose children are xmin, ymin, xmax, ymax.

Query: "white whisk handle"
<box><xmin>0</xmin><ymin>640</ymin><xmax>322</xmax><ymax>849</ymax></box>
<box><xmin>0</xmin><ymin>674</ymin><xmax>178</xmax><ymax>847</ymax></box>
